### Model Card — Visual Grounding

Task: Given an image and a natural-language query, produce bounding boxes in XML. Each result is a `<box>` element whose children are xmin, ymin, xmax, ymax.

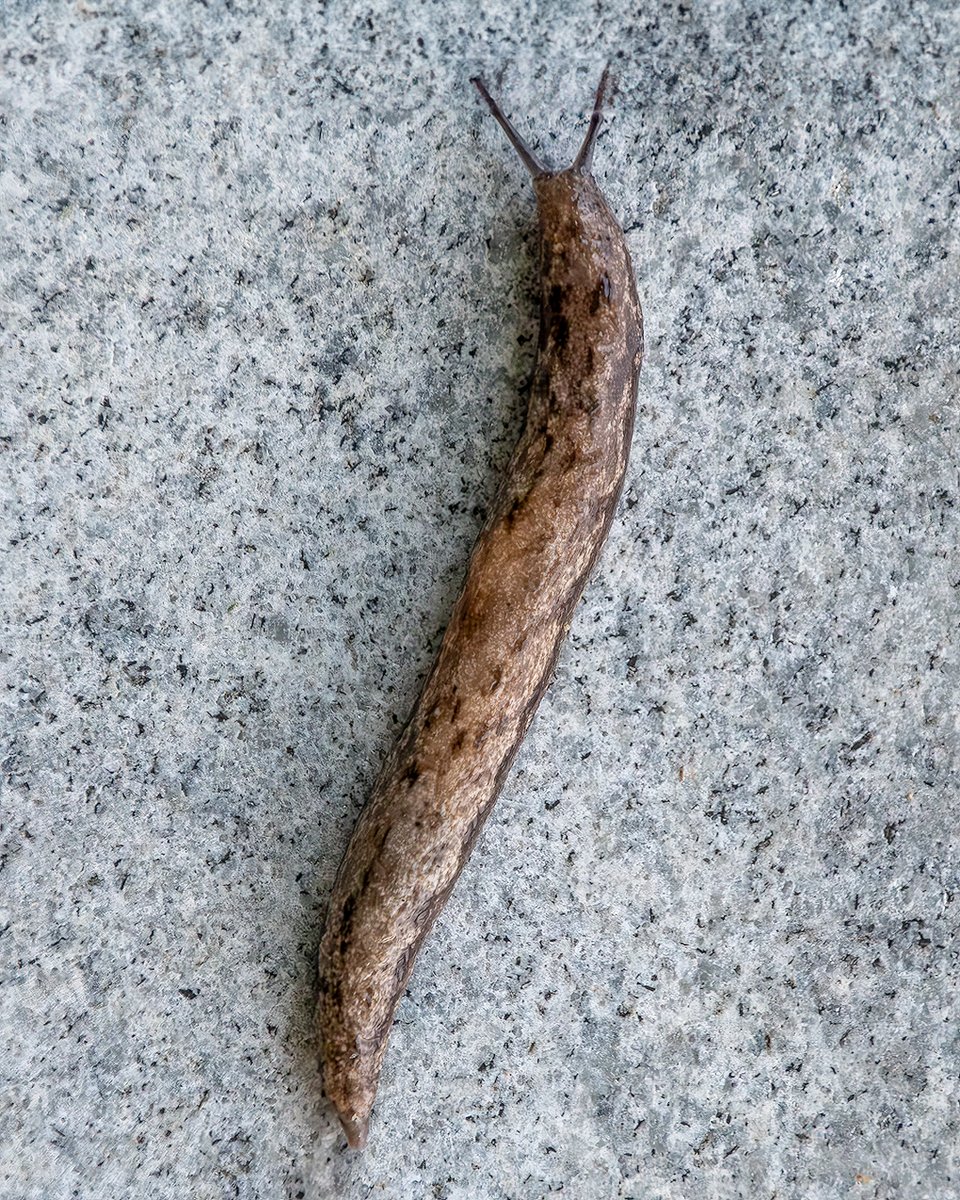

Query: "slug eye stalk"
<box><xmin>470</xmin><ymin>65</ymin><xmax>611</xmax><ymax>176</ymax></box>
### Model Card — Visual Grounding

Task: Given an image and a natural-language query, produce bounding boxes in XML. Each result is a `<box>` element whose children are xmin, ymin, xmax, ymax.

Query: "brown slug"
<box><xmin>316</xmin><ymin>67</ymin><xmax>643</xmax><ymax>1149</ymax></box>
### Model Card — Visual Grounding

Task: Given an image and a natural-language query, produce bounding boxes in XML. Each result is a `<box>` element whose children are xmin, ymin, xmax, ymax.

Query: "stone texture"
<box><xmin>1</xmin><ymin>2</ymin><xmax>958</xmax><ymax>1197</ymax></box>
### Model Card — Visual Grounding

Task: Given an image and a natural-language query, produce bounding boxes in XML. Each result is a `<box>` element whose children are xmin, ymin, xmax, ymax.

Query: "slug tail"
<box><xmin>471</xmin><ymin>76</ymin><xmax>548</xmax><ymax>176</ymax></box>
<box><xmin>337</xmin><ymin>1106</ymin><xmax>370</xmax><ymax>1151</ymax></box>
<box><xmin>572</xmin><ymin>64</ymin><xmax>611</xmax><ymax>174</ymax></box>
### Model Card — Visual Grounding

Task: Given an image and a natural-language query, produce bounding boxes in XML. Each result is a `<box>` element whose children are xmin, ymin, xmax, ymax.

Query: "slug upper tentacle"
<box><xmin>316</xmin><ymin>69</ymin><xmax>643</xmax><ymax>1150</ymax></box>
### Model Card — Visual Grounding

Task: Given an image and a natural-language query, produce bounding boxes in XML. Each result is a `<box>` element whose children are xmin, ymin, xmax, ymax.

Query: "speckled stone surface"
<box><xmin>2</xmin><ymin>2</ymin><xmax>959</xmax><ymax>1197</ymax></box>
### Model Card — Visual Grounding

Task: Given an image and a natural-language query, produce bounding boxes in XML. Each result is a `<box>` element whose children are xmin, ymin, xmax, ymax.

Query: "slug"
<box><xmin>316</xmin><ymin>67</ymin><xmax>643</xmax><ymax>1149</ymax></box>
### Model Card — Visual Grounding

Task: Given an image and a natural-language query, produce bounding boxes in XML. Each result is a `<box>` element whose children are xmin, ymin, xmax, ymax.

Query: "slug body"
<box><xmin>317</xmin><ymin>70</ymin><xmax>643</xmax><ymax>1149</ymax></box>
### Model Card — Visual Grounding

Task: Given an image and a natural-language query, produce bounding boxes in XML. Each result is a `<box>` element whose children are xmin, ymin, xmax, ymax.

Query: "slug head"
<box><xmin>471</xmin><ymin>66</ymin><xmax>611</xmax><ymax>180</ymax></box>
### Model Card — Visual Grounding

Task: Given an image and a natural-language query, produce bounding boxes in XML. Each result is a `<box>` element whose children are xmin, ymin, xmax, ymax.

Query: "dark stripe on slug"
<box><xmin>352</xmin><ymin>829</ymin><xmax>390</xmax><ymax>912</ymax></box>
<box><xmin>357</xmin><ymin>859</ymin><xmax>377</xmax><ymax>901</ymax></box>
<box><xmin>338</xmin><ymin>893</ymin><xmax>357</xmax><ymax>955</ymax></box>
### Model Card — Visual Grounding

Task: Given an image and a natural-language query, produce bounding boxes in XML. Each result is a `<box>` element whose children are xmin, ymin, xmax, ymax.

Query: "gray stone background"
<box><xmin>2</xmin><ymin>1</ymin><xmax>958</xmax><ymax>1197</ymax></box>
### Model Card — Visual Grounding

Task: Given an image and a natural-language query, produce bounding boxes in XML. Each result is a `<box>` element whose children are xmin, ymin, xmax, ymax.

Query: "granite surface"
<box><xmin>2</xmin><ymin>1</ymin><xmax>959</xmax><ymax>1197</ymax></box>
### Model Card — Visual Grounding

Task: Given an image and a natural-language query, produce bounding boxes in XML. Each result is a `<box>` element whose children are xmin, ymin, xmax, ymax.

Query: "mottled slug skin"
<box><xmin>317</xmin><ymin>92</ymin><xmax>643</xmax><ymax>1150</ymax></box>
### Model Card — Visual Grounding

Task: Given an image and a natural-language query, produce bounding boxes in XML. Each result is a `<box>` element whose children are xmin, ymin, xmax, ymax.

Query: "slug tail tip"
<box><xmin>338</xmin><ymin>1108</ymin><xmax>370</xmax><ymax>1150</ymax></box>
